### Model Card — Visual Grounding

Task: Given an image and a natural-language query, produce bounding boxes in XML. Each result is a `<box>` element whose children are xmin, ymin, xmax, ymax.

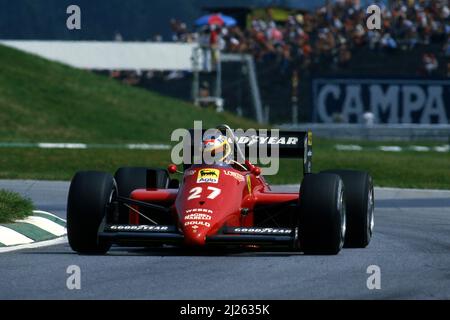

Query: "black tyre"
<box><xmin>298</xmin><ymin>173</ymin><xmax>346</xmax><ymax>255</ymax></box>
<box><xmin>67</xmin><ymin>171</ymin><xmax>114</xmax><ymax>254</ymax></box>
<box><xmin>114</xmin><ymin>167</ymin><xmax>169</xmax><ymax>223</ymax></box>
<box><xmin>321</xmin><ymin>169</ymin><xmax>374</xmax><ymax>248</ymax></box>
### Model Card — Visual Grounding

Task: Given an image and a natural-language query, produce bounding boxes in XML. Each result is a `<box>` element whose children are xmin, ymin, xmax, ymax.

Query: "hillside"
<box><xmin>0</xmin><ymin>44</ymin><xmax>257</xmax><ymax>143</ymax></box>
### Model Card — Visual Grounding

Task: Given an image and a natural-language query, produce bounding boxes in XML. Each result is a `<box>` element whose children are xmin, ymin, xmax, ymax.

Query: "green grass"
<box><xmin>268</xmin><ymin>139</ymin><xmax>449</xmax><ymax>189</ymax></box>
<box><xmin>0</xmin><ymin>44</ymin><xmax>448</xmax><ymax>189</ymax></box>
<box><xmin>0</xmin><ymin>142</ymin><xmax>448</xmax><ymax>189</ymax></box>
<box><xmin>0</xmin><ymin>44</ymin><xmax>258</xmax><ymax>143</ymax></box>
<box><xmin>0</xmin><ymin>189</ymin><xmax>34</xmax><ymax>223</ymax></box>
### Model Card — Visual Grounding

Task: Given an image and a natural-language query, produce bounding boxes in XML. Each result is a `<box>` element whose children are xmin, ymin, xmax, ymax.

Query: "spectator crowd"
<box><xmin>168</xmin><ymin>0</ymin><xmax>449</xmax><ymax>77</ymax></box>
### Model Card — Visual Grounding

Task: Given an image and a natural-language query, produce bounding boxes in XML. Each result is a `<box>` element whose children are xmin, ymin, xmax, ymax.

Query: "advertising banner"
<box><xmin>312</xmin><ymin>78</ymin><xmax>450</xmax><ymax>124</ymax></box>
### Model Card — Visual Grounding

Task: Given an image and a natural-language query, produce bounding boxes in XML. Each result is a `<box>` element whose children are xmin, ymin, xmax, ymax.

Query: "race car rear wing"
<box><xmin>186</xmin><ymin>127</ymin><xmax>312</xmax><ymax>175</ymax></box>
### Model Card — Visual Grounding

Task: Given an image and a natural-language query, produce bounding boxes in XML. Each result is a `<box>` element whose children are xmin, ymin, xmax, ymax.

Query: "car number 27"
<box><xmin>187</xmin><ymin>186</ymin><xmax>221</xmax><ymax>200</ymax></box>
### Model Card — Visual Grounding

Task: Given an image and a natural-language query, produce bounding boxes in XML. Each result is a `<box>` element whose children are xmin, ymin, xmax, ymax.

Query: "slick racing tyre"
<box><xmin>114</xmin><ymin>167</ymin><xmax>169</xmax><ymax>223</ymax></box>
<box><xmin>67</xmin><ymin>171</ymin><xmax>115</xmax><ymax>254</ymax></box>
<box><xmin>298</xmin><ymin>173</ymin><xmax>346</xmax><ymax>255</ymax></box>
<box><xmin>321</xmin><ymin>170</ymin><xmax>374</xmax><ymax>248</ymax></box>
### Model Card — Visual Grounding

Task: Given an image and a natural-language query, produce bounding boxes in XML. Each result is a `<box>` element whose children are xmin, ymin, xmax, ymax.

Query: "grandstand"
<box><xmin>168</xmin><ymin>0</ymin><xmax>450</xmax><ymax>125</ymax></box>
<box><xmin>1</xmin><ymin>0</ymin><xmax>449</xmax><ymax>126</ymax></box>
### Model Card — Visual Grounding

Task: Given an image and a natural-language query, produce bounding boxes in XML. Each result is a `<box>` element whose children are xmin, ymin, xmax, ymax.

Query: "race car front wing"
<box><xmin>98</xmin><ymin>224</ymin><xmax>298</xmax><ymax>248</ymax></box>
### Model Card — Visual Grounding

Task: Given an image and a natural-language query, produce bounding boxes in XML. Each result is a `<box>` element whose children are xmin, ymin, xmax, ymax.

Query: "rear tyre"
<box><xmin>321</xmin><ymin>170</ymin><xmax>374</xmax><ymax>248</ymax></box>
<box><xmin>114</xmin><ymin>167</ymin><xmax>169</xmax><ymax>223</ymax></box>
<box><xmin>67</xmin><ymin>171</ymin><xmax>114</xmax><ymax>254</ymax></box>
<box><xmin>298</xmin><ymin>173</ymin><xmax>346</xmax><ymax>255</ymax></box>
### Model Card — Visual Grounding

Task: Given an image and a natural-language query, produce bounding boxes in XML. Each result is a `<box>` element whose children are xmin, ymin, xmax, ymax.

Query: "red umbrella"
<box><xmin>207</xmin><ymin>14</ymin><xmax>224</xmax><ymax>26</ymax></box>
<box><xmin>195</xmin><ymin>14</ymin><xmax>232</xmax><ymax>27</ymax></box>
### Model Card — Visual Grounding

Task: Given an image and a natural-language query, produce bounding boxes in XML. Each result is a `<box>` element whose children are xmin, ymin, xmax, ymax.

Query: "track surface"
<box><xmin>0</xmin><ymin>180</ymin><xmax>449</xmax><ymax>299</ymax></box>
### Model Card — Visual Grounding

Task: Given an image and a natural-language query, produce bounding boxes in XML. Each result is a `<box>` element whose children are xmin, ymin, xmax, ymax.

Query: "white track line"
<box><xmin>335</xmin><ymin>144</ymin><xmax>363</xmax><ymax>151</ymax></box>
<box><xmin>126</xmin><ymin>143</ymin><xmax>171</xmax><ymax>150</ymax></box>
<box><xmin>0</xmin><ymin>226</ymin><xmax>34</xmax><ymax>246</ymax></box>
<box><xmin>276</xmin><ymin>184</ymin><xmax>450</xmax><ymax>193</ymax></box>
<box><xmin>0</xmin><ymin>142</ymin><xmax>171</xmax><ymax>150</ymax></box>
<box><xmin>0</xmin><ymin>210</ymin><xmax>67</xmax><ymax>253</ymax></box>
<box><xmin>33</xmin><ymin>210</ymin><xmax>66</xmax><ymax>223</ymax></box>
<box><xmin>379</xmin><ymin>146</ymin><xmax>402</xmax><ymax>152</ymax></box>
<box><xmin>16</xmin><ymin>216</ymin><xmax>66</xmax><ymax>236</ymax></box>
<box><xmin>375</xmin><ymin>186</ymin><xmax>450</xmax><ymax>194</ymax></box>
<box><xmin>410</xmin><ymin>146</ymin><xmax>430</xmax><ymax>152</ymax></box>
<box><xmin>0</xmin><ymin>236</ymin><xmax>67</xmax><ymax>253</ymax></box>
<box><xmin>335</xmin><ymin>144</ymin><xmax>450</xmax><ymax>153</ymax></box>
<box><xmin>435</xmin><ymin>145</ymin><xmax>450</xmax><ymax>152</ymax></box>
<box><xmin>38</xmin><ymin>143</ymin><xmax>87</xmax><ymax>149</ymax></box>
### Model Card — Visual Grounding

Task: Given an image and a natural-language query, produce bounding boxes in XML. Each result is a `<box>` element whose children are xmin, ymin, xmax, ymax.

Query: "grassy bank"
<box><xmin>0</xmin><ymin>44</ymin><xmax>258</xmax><ymax>144</ymax></box>
<box><xmin>0</xmin><ymin>189</ymin><xmax>34</xmax><ymax>223</ymax></box>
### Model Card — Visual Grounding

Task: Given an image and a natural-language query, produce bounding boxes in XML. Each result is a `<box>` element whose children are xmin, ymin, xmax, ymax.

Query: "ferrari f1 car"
<box><xmin>67</xmin><ymin>125</ymin><xmax>374</xmax><ymax>255</ymax></box>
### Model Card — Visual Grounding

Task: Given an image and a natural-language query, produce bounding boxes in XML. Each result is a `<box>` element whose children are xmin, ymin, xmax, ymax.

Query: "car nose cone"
<box><xmin>183</xmin><ymin>225</ymin><xmax>209</xmax><ymax>246</ymax></box>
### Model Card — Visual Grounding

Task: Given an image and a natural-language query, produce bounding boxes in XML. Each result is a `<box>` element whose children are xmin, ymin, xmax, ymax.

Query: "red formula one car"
<box><xmin>67</xmin><ymin>125</ymin><xmax>374</xmax><ymax>255</ymax></box>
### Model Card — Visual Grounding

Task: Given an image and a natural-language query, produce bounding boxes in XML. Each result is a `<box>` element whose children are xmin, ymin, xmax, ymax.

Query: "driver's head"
<box><xmin>202</xmin><ymin>134</ymin><xmax>231</xmax><ymax>163</ymax></box>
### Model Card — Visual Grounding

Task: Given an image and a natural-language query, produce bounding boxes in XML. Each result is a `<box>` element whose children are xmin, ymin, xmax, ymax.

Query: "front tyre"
<box><xmin>298</xmin><ymin>173</ymin><xmax>346</xmax><ymax>255</ymax></box>
<box><xmin>67</xmin><ymin>171</ymin><xmax>114</xmax><ymax>254</ymax></box>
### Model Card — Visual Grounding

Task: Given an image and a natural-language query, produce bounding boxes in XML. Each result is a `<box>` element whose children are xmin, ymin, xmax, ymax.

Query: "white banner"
<box><xmin>0</xmin><ymin>40</ymin><xmax>199</xmax><ymax>71</ymax></box>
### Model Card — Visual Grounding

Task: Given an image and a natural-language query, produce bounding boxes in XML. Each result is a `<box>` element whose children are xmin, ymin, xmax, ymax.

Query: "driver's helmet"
<box><xmin>202</xmin><ymin>134</ymin><xmax>232</xmax><ymax>163</ymax></box>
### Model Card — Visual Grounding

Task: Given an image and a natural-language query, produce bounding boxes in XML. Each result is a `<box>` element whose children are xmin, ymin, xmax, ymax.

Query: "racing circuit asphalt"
<box><xmin>0</xmin><ymin>179</ymin><xmax>449</xmax><ymax>299</ymax></box>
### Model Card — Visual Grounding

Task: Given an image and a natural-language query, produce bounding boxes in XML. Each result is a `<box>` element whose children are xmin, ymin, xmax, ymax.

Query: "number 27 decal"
<box><xmin>187</xmin><ymin>186</ymin><xmax>221</xmax><ymax>200</ymax></box>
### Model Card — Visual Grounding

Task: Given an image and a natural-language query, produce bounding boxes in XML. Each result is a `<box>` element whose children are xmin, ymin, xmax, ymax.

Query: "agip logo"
<box><xmin>197</xmin><ymin>168</ymin><xmax>220</xmax><ymax>184</ymax></box>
